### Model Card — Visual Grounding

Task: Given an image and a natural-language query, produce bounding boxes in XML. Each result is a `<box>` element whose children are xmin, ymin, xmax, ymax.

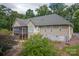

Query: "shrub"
<box><xmin>21</xmin><ymin>34</ymin><xmax>57</xmax><ymax>56</ymax></box>
<box><xmin>0</xmin><ymin>29</ymin><xmax>11</xmax><ymax>35</ymax></box>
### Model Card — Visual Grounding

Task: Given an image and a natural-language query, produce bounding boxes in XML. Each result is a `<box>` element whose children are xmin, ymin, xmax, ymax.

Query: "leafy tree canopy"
<box><xmin>36</xmin><ymin>5</ymin><xmax>52</xmax><ymax>16</ymax></box>
<box><xmin>25</xmin><ymin>9</ymin><xmax>35</xmax><ymax>19</ymax></box>
<box><xmin>49</xmin><ymin>3</ymin><xmax>67</xmax><ymax>16</ymax></box>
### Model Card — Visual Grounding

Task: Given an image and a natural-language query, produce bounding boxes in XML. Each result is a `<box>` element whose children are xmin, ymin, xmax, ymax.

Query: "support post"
<box><xmin>25</xmin><ymin>27</ymin><xmax>26</xmax><ymax>39</ymax></box>
<box><xmin>22</xmin><ymin>27</ymin><xmax>24</xmax><ymax>40</ymax></box>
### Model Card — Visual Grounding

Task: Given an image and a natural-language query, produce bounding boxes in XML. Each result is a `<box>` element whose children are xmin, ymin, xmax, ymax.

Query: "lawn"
<box><xmin>63</xmin><ymin>45</ymin><xmax>79</xmax><ymax>56</ymax></box>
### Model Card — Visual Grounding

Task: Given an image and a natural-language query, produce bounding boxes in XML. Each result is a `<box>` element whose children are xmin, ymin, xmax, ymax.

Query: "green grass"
<box><xmin>63</xmin><ymin>45</ymin><xmax>79</xmax><ymax>56</ymax></box>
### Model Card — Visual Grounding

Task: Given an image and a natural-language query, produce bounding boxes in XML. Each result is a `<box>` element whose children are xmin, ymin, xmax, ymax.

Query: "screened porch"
<box><xmin>13</xmin><ymin>26</ymin><xmax>28</xmax><ymax>39</ymax></box>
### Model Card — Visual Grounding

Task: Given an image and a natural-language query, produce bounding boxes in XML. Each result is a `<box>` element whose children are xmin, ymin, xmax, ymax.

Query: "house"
<box><xmin>12</xmin><ymin>14</ymin><xmax>73</xmax><ymax>41</ymax></box>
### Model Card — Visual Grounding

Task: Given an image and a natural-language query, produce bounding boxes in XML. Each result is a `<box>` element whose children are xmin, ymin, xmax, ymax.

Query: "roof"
<box><xmin>29</xmin><ymin>14</ymin><xmax>73</xmax><ymax>26</ymax></box>
<box><xmin>12</xmin><ymin>18</ymin><xmax>29</xmax><ymax>27</ymax></box>
<box><xmin>12</xmin><ymin>14</ymin><xmax>73</xmax><ymax>27</ymax></box>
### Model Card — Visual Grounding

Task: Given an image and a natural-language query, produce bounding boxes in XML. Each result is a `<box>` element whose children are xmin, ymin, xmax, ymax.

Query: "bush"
<box><xmin>0</xmin><ymin>29</ymin><xmax>11</xmax><ymax>35</ymax></box>
<box><xmin>21</xmin><ymin>34</ymin><xmax>57</xmax><ymax>56</ymax></box>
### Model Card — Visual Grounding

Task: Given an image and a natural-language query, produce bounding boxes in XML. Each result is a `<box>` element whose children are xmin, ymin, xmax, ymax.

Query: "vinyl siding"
<box><xmin>37</xmin><ymin>25</ymin><xmax>73</xmax><ymax>40</ymax></box>
<box><xmin>39</xmin><ymin>26</ymin><xmax>68</xmax><ymax>35</ymax></box>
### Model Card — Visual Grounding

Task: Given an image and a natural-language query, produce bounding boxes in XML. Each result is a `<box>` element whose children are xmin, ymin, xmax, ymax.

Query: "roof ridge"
<box><xmin>28</xmin><ymin>14</ymin><xmax>57</xmax><ymax>20</ymax></box>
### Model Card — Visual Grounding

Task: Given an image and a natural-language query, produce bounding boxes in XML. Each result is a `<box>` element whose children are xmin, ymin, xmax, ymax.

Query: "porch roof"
<box><xmin>12</xmin><ymin>18</ymin><xmax>29</xmax><ymax>27</ymax></box>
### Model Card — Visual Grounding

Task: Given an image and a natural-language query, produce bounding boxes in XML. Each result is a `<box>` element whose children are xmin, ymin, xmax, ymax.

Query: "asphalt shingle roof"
<box><xmin>13</xmin><ymin>14</ymin><xmax>73</xmax><ymax>27</ymax></box>
<box><xmin>12</xmin><ymin>18</ymin><xmax>29</xmax><ymax>27</ymax></box>
<box><xmin>30</xmin><ymin>14</ymin><xmax>73</xmax><ymax>26</ymax></box>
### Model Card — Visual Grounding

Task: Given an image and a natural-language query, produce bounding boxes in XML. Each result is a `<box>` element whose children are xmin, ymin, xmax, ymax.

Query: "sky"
<box><xmin>0</xmin><ymin>3</ymin><xmax>73</xmax><ymax>14</ymax></box>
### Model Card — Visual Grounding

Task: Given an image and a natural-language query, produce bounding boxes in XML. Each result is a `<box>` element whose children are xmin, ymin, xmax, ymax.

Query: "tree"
<box><xmin>0</xmin><ymin>5</ymin><xmax>26</xmax><ymax>30</ymax></box>
<box><xmin>0</xmin><ymin>19</ymin><xmax>8</xmax><ymax>29</ymax></box>
<box><xmin>7</xmin><ymin>11</ymin><xmax>18</xmax><ymax>30</ymax></box>
<box><xmin>25</xmin><ymin>9</ymin><xmax>35</xmax><ymax>19</ymax></box>
<box><xmin>63</xmin><ymin>3</ymin><xmax>79</xmax><ymax>22</ymax></box>
<box><xmin>49</xmin><ymin>3</ymin><xmax>67</xmax><ymax>16</ymax></box>
<box><xmin>62</xmin><ymin>3</ymin><xmax>79</xmax><ymax>32</ymax></box>
<box><xmin>36</xmin><ymin>5</ymin><xmax>52</xmax><ymax>16</ymax></box>
<box><xmin>17</xmin><ymin>14</ymin><xmax>25</xmax><ymax>19</ymax></box>
<box><xmin>72</xmin><ymin>9</ymin><xmax>79</xmax><ymax>32</ymax></box>
<box><xmin>0</xmin><ymin>5</ymin><xmax>12</xmax><ymax>30</ymax></box>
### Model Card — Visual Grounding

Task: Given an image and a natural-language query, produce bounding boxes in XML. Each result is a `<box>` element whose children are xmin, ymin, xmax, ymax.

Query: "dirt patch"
<box><xmin>53</xmin><ymin>35</ymin><xmax>79</xmax><ymax>49</ymax></box>
<box><xmin>5</xmin><ymin>40</ymin><xmax>25</xmax><ymax>56</ymax></box>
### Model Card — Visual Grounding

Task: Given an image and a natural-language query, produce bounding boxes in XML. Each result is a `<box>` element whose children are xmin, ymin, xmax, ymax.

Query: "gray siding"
<box><xmin>37</xmin><ymin>25</ymin><xmax>73</xmax><ymax>41</ymax></box>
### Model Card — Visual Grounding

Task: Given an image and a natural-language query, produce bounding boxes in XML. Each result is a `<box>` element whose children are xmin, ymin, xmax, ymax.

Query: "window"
<box><xmin>14</xmin><ymin>27</ymin><xmax>21</xmax><ymax>32</ymax></box>
<box><xmin>28</xmin><ymin>28</ymin><xmax>33</xmax><ymax>32</ymax></box>
<box><xmin>28</xmin><ymin>27</ymin><xmax>34</xmax><ymax>33</ymax></box>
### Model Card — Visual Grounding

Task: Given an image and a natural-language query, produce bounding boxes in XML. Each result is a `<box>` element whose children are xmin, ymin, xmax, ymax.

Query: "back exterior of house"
<box><xmin>12</xmin><ymin>14</ymin><xmax>73</xmax><ymax>41</ymax></box>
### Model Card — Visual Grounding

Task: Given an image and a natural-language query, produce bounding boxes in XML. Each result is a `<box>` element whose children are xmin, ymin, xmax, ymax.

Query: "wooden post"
<box><xmin>23</xmin><ymin>27</ymin><xmax>26</xmax><ymax>39</ymax></box>
<box><xmin>26</xmin><ymin>27</ymin><xmax>27</xmax><ymax>39</ymax></box>
<box><xmin>22</xmin><ymin>27</ymin><xmax>24</xmax><ymax>40</ymax></box>
<box><xmin>25</xmin><ymin>27</ymin><xmax>26</xmax><ymax>39</ymax></box>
